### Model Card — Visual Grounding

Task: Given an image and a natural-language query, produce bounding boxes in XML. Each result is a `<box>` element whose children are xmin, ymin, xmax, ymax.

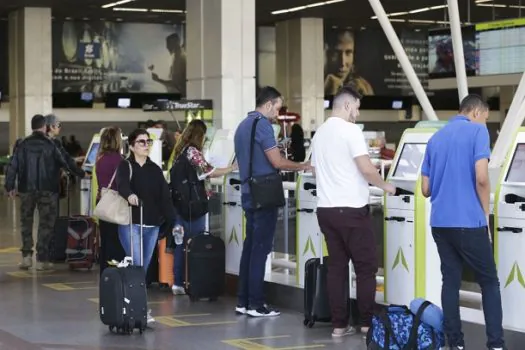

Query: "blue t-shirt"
<box><xmin>234</xmin><ymin>112</ymin><xmax>278</xmax><ymax>193</ymax></box>
<box><xmin>421</xmin><ymin>116</ymin><xmax>491</xmax><ymax>228</ymax></box>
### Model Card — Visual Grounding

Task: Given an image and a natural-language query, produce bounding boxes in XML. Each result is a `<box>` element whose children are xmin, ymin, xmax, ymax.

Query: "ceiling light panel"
<box><xmin>113</xmin><ymin>7</ymin><xmax>148</xmax><ymax>12</ymax></box>
<box><xmin>371</xmin><ymin>4</ymin><xmax>447</xmax><ymax>19</ymax></box>
<box><xmin>102</xmin><ymin>0</ymin><xmax>135</xmax><ymax>9</ymax></box>
<box><xmin>271</xmin><ymin>0</ymin><xmax>345</xmax><ymax>15</ymax></box>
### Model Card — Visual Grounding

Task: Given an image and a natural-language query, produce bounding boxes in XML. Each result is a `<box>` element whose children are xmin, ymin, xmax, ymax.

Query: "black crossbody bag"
<box><xmin>247</xmin><ymin>116</ymin><xmax>286</xmax><ymax>210</ymax></box>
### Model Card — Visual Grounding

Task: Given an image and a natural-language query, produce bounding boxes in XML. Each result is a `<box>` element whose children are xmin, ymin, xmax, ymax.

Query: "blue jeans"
<box><xmin>237</xmin><ymin>193</ymin><xmax>278</xmax><ymax>309</ymax></box>
<box><xmin>432</xmin><ymin>227</ymin><xmax>505</xmax><ymax>349</ymax></box>
<box><xmin>173</xmin><ymin>214</ymin><xmax>207</xmax><ymax>286</ymax></box>
<box><xmin>118</xmin><ymin>224</ymin><xmax>159</xmax><ymax>272</ymax></box>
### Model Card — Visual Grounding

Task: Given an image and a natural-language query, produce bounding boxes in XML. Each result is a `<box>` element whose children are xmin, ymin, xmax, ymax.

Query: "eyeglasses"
<box><xmin>134</xmin><ymin>139</ymin><xmax>153</xmax><ymax>147</ymax></box>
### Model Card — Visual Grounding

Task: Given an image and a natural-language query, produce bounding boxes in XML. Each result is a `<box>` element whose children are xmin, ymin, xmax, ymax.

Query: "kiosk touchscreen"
<box><xmin>494</xmin><ymin>128</ymin><xmax>525</xmax><ymax>331</ymax></box>
<box><xmin>82</xmin><ymin>136</ymin><xmax>101</xmax><ymax>172</ymax></box>
<box><xmin>80</xmin><ymin>134</ymin><xmax>100</xmax><ymax>216</ymax></box>
<box><xmin>384</xmin><ymin>128</ymin><xmax>441</xmax><ymax>308</ymax></box>
<box><xmin>146</xmin><ymin>128</ymin><xmax>163</xmax><ymax>169</ymax></box>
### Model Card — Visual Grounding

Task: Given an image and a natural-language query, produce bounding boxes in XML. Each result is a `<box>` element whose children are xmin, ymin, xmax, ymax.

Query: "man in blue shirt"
<box><xmin>421</xmin><ymin>94</ymin><xmax>505</xmax><ymax>350</ymax></box>
<box><xmin>234</xmin><ymin>86</ymin><xmax>310</xmax><ymax>317</ymax></box>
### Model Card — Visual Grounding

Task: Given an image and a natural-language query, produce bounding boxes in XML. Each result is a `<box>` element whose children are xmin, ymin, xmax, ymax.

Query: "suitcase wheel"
<box><xmin>209</xmin><ymin>297</ymin><xmax>218</xmax><ymax>302</ymax></box>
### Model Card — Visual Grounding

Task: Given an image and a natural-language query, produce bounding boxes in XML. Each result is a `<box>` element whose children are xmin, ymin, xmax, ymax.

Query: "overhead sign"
<box><xmin>143</xmin><ymin>99</ymin><xmax>213</xmax><ymax>112</ymax></box>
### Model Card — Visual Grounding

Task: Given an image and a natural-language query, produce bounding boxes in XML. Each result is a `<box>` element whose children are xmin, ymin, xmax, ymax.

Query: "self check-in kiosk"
<box><xmin>295</xmin><ymin>167</ymin><xmax>327</xmax><ymax>286</ymax></box>
<box><xmin>494</xmin><ymin>127</ymin><xmax>525</xmax><ymax>332</ymax></box>
<box><xmin>81</xmin><ymin>133</ymin><xmax>101</xmax><ymax>216</ymax></box>
<box><xmin>384</xmin><ymin>127</ymin><xmax>442</xmax><ymax>307</ymax></box>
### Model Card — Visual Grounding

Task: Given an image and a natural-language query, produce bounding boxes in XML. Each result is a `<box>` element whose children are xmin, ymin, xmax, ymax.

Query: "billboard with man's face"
<box><xmin>323</xmin><ymin>27</ymin><xmax>429</xmax><ymax>97</ymax></box>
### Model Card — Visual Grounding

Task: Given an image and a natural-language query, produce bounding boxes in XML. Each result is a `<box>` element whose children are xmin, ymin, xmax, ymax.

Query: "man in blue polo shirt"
<box><xmin>234</xmin><ymin>86</ymin><xmax>310</xmax><ymax>317</ymax></box>
<box><xmin>421</xmin><ymin>94</ymin><xmax>505</xmax><ymax>350</ymax></box>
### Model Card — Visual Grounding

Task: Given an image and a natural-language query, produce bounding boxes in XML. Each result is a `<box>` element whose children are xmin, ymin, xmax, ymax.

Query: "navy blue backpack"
<box><xmin>366</xmin><ymin>302</ymin><xmax>445</xmax><ymax>350</ymax></box>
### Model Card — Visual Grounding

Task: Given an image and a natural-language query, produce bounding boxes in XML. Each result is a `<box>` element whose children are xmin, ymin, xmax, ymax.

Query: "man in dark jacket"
<box><xmin>5</xmin><ymin>115</ymin><xmax>85</xmax><ymax>271</ymax></box>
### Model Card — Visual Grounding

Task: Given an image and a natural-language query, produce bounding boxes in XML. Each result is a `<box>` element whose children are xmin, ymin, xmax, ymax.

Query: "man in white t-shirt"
<box><xmin>311</xmin><ymin>86</ymin><xmax>395</xmax><ymax>338</ymax></box>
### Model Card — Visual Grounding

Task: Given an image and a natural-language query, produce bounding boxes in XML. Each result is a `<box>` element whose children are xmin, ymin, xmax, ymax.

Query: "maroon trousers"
<box><xmin>317</xmin><ymin>206</ymin><xmax>378</xmax><ymax>328</ymax></box>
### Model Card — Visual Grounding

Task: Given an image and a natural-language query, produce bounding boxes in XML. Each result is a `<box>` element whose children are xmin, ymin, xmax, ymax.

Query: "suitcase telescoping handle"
<box><xmin>128</xmin><ymin>199</ymin><xmax>144</xmax><ymax>267</ymax></box>
<box><xmin>319</xmin><ymin>232</ymin><xmax>323</xmax><ymax>265</ymax></box>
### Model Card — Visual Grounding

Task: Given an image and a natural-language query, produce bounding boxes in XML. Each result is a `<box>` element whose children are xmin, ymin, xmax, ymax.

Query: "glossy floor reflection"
<box><xmin>0</xmin><ymin>193</ymin><xmax>368</xmax><ymax>350</ymax></box>
<box><xmin>1</xmin><ymin>189</ymin><xmax>524</xmax><ymax>349</ymax></box>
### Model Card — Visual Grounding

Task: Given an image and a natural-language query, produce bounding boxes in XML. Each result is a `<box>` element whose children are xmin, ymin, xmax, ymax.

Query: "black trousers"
<box><xmin>98</xmin><ymin>219</ymin><xmax>126</xmax><ymax>275</ymax></box>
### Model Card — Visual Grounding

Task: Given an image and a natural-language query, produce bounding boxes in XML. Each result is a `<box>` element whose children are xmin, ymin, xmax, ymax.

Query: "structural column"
<box><xmin>275</xmin><ymin>18</ymin><xmax>324</xmax><ymax>136</ymax></box>
<box><xmin>8</xmin><ymin>7</ymin><xmax>52</xmax><ymax>150</ymax></box>
<box><xmin>185</xmin><ymin>0</ymin><xmax>256</xmax><ymax>131</ymax></box>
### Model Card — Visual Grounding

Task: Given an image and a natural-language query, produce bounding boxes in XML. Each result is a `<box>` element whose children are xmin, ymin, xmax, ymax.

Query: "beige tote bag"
<box><xmin>93</xmin><ymin>161</ymin><xmax>132</xmax><ymax>225</ymax></box>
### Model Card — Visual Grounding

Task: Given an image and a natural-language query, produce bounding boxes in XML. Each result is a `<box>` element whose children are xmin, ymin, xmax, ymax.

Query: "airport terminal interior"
<box><xmin>2</xmin><ymin>0</ymin><xmax>525</xmax><ymax>349</ymax></box>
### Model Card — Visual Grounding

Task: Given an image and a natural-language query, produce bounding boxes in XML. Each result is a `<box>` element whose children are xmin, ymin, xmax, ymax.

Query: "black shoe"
<box><xmin>449</xmin><ymin>346</ymin><xmax>465</xmax><ymax>350</ymax></box>
<box><xmin>246</xmin><ymin>305</ymin><xmax>281</xmax><ymax>317</ymax></box>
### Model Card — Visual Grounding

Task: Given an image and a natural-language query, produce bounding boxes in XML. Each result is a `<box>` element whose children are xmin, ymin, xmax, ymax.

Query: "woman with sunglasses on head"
<box><xmin>116</xmin><ymin>128</ymin><xmax>175</xmax><ymax>324</ymax></box>
<box><xmin>169</xmin><ymin>119</ymin><xmax>237</xmax><ymax>296</ymax></box>
<box><xmin>95</xmin><ymin>126</ymin><xmax>126</xmax><ymax>275</ymax></box>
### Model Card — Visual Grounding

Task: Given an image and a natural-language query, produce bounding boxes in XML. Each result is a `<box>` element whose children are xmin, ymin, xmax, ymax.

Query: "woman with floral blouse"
<box><xmin>169</xmin><ymin>119</ymin><xmax>237</xmax><ymax>295</ymax></box>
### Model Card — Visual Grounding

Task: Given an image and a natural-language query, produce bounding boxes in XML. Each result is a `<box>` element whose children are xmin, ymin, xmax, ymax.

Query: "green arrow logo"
<box><xmin>228</xmin><ymin>226</ymin><xmax>239</xmax><ymax>245</ymax></box>
<box><xmin>504</xmin><ymin>262</ymin><xmax>525</xmax><ymax>288</ymax></box>
<box><xmin>302</xmin><ymin>236</ymin><xmax>317</xmax><ymax>257</ymax></box>
<box><xmin>392</xmin><ymin>247</ymin><xmax>409</xmax><ymax>272</ymax></box>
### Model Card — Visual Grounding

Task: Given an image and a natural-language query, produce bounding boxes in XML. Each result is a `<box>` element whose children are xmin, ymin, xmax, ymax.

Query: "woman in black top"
<box><xmin>116</xmin><ymin>128</ymin><xmax>175</xmax><ymax>324</ymax></box>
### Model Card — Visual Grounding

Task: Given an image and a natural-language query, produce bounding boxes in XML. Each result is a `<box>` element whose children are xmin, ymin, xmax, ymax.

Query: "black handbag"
<box><xmin>247</xmin><ymin>116</ymin><xmax>286</xmax><ymax>210</ymax></box>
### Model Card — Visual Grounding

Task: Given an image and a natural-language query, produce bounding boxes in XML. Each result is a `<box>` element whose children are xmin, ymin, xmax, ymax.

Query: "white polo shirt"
<box><xmin>311</xmin><ymin>117</ymin><xmax>370</xmax><ymax>208</ymax></box>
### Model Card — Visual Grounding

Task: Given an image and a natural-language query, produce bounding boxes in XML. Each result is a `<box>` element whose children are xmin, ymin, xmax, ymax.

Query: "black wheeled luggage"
<box><xmin>185</xmin><ymin>232</ymin><xmax>225</xmax><ymax>301</ymax></box>
<box><xmin>303</xmin><ymin>234</ymin><xmax>351</xmax><ymax>328</ymax></box>
<box><xmin>99</xmin><ymin>202</ymin><xmax>147</xmax><ymax>334</ymax></box>
<box><xmin>303</xmin><ymin>254</ymin><xmax>332</xmax><ymax>328</ymax></box>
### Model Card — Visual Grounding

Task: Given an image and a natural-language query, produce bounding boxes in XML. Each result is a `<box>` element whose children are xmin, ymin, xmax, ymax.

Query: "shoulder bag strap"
<box><xmin>379</xmin><ymin>310</ymin><xmax>403</xmax><ymax>349</ymax></box>
<box><xmin>127</xmin><ymin>160</ymin><xmax>133</xmax><ymax>181</ymax></box>
<box><xmin>106</xmin><ymin>168</ymin><xmax>118</xmax><ymax>189</ymax></box>
<box><xmin>248</xmin><ymin>116</ymin><xmax>261</xmax><ymax>181</ymax></box>
<box><xmin>404</xmin><ymin>300</ymin><xmax>432</xmax><ymax>350</ymax></box>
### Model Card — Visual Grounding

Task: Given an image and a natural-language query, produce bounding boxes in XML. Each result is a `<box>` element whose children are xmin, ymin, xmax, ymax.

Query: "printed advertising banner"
<box><xmin>52</xmin><ymin>21</ymin><xmax>186</xmax><ymax>99</ymax></box>
<box><xmin>324</xmin><ymin>27</ymin><xmax>429</xmax><ymax>97</ymax></box>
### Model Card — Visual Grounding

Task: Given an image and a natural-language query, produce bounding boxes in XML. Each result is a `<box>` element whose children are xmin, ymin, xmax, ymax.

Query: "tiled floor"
<box><xmin>0</xmin><ymin>192</ymin><xmax>369</xmax><ymax>350</ymax></box>
<box><xmin>0</xmin><ymin>189</ymin><xmax>524</xmax><ymax>349</ymax></box>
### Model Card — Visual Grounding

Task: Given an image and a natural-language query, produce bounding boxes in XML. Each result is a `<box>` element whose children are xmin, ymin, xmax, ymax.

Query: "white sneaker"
<box><xmin>246</xmin><ymin>305</ymin><xmax>281</xmax><ymax>317</ymax></box>
<box><xmin>332</xmin><ymin>326</ymin><xmax>356</xmax><ymax>338</ymax></box>
<box><xmin>147</xmin><ymin>309</ymin><xmax>155</xmax><ymax>324</ymax></box>
<box><xmin>171</xmin><ymin>285</ymin><xmax>186</xmax><ymax>295</ymax></box>
<box><xmin>235</xmin><ymin>305</ymin><xmax>247</xmax><ymax>315</ymax></box>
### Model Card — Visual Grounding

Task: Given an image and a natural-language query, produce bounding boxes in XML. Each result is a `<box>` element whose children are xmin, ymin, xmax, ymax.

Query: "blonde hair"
<box><xmin>172</xmin><ymin>120</ymin><xmax>207</xmax><ymax>160</ymax></box>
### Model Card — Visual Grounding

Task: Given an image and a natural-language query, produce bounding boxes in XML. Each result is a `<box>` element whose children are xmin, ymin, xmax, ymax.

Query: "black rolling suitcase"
<box><xmin>303</xmin><ymin>253</ymin><xmax>332</xmax><ymax>328</ymax></box>
<box><xmin>185</xmin><ymin>232</ymin><xmax>225</xmax><ymax>301</ymax></box>
<box><xmin>303</xmin><ymin>234</ymin><xmax>351</xmax><ymax>328</ymax></box>
<box><xmin>99</xmin><ymin>203</ymin><xmax>148</xmax><ymax>334</ymax></box>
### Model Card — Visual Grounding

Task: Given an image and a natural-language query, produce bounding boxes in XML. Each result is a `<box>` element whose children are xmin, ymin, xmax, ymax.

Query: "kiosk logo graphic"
<box><xmin>228</xmin><ymin>226</ymin><xmax>239</xmax><ymax>246</ymax></box>
<box><xmin>504</xmin><ymin>262</ymin><xmax>525</xmax><ymax>288</ymax></box>
<box><xmin>392</xmin><ymin>247</ymin><xmax>409</xmax><ymax>272</ymax></box>
<box><xmin>302</xmin><ymin>236</ymin><xmax>317</xmax><ymax>257</ymax></box>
